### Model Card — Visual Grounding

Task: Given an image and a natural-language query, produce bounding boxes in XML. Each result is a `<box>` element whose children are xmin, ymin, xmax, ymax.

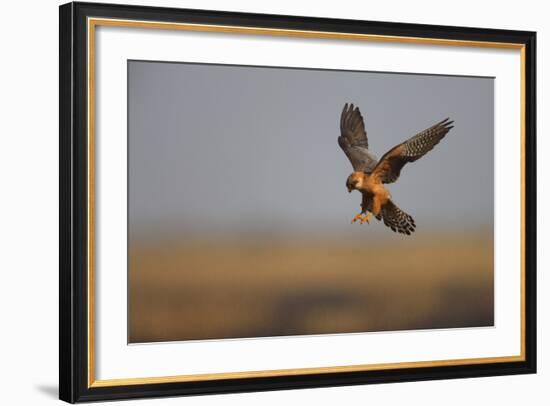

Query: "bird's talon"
<box><xmin>360</xmin><ymin>213</ymin><xmax>372</xmax><ymax>224</ymax></box>
<box><xmin>351</xmin><ymin>213</ymin><xmax>370</xmax><ymax>224</ymax></box>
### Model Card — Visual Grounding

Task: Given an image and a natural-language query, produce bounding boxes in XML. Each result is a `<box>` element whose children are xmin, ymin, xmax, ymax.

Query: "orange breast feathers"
<box><xmin>352</xmin><ymin>172</ymin><xmax>391</xmax><ymax>215</ymax></box>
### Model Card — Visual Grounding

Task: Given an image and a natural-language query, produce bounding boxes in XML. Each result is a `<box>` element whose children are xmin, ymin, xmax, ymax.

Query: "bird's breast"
<box><xmin>359</xmin><ymin>178</ymin><xmax>391</xmax><ymax>202</ymax></box>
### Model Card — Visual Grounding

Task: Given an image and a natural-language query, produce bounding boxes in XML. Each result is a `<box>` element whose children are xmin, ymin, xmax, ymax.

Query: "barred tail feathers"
<box><xmin>376</xmin><ymin>200</ymin><xmax>416</xmax><ymax>235</ymax></box>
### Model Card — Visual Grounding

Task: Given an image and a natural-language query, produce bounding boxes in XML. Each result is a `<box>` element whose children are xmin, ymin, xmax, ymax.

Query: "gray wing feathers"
<box><xmin>400</xmin><ymin>118</ymin><xmax>454</xmax><ymax>160</ymax></box>
<box><xmin>338</xmin><ymin>103</ymin><xmax>378</xmax><ymax>172</ymax></box>
<box><xmin>372</xmin><ymin>118</ymin><xmax>454</xmax><ymax>184</ymax></box>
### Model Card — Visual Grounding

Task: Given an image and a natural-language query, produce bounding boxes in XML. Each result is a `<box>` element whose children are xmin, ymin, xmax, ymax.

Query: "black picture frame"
<box><xmin>60</xmin><ymin>1</ymin><xmax>537</xmax><ymax>403</ymax></box>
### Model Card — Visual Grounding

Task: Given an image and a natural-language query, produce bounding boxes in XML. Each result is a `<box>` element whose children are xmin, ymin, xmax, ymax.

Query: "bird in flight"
<box><xmin>338</xmin><ymin>103</ymin><xmax>454</xmax><ymax>235</ymax></box>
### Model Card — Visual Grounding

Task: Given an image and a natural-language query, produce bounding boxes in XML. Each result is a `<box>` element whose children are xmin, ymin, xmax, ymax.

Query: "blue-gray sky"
<box><xmin>128</xmin><ymin>60</ymin><xmax>493</xmax><ymax>238</ymax></box>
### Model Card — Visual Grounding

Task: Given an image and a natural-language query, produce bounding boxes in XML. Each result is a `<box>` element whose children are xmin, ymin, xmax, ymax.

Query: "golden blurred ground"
<box><xmin>128</xmin><ymin>234</ymin><xmax>493</xmax><ymax>343</ymax></box>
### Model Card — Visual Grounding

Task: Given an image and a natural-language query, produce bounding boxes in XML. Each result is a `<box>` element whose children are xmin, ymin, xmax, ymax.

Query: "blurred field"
<box><xmin>128</xmin><ymin>233</ymin><xmax>493</xmax><ymax>343</ymax></box>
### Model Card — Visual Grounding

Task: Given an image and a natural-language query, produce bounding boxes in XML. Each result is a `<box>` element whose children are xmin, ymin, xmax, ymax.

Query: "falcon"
<box><xmin>338</xmin><ymin>103</ymin><xmax>454</xmax><ymax>235</ymax></box>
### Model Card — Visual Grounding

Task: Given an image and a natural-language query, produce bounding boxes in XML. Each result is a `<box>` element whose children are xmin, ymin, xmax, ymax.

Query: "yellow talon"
<box><xmin>352</xmin><ymin>212</ymin><xmax>371</xmax><ymax>224</ymax></box>
<box><xmin>360</xmin><ymin>213</ymin><xmax>372</xmax><ymax>224</ymax></box>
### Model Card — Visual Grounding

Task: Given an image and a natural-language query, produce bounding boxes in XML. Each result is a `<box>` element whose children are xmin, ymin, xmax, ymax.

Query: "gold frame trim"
<box><xmin>87</xmin><ymin>17</ymin><xmax>527</xmax><ymax>388</ymax></box>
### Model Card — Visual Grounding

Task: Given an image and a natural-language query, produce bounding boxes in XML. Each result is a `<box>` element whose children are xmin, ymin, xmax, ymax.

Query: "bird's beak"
<box><xmin>347</xmin><ymin>187</ymin><xmax>352</xmax><ymax>193</ymax></box>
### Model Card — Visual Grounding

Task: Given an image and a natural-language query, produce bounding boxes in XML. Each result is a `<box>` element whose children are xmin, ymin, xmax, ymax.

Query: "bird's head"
<box><xmin>346</xmin><ymin>172</ymin><xmax>364</xmax><ymax>193</ymax></box>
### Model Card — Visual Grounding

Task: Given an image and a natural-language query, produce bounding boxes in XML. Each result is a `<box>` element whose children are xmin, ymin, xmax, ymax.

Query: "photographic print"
<box><xmin>127</xmin><ymin>61</ymin><xmax>494</xmax><ymax>343</ymax></box>
<box><xmin>60</xmin><ymin>3</ymin><xmax>535</xmax><ymax>401</ymax></box>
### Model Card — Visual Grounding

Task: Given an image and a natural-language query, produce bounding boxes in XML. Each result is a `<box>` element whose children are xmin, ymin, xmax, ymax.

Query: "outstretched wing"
<box><xmin>338</xmin><ymin>103</ymin><xmax>378</xmax><ymax>172</ymax></box>
<box><xmin>371</xmin><ymin>118</ymin><xmax>454</xmax><ymax>184</ymax></box>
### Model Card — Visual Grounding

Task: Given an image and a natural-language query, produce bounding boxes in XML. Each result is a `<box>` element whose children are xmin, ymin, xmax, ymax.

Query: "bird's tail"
<box><xmin>376</xmin><ymin>200</ymin><xmax>416</xmax><ymax>235</ymax></box>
